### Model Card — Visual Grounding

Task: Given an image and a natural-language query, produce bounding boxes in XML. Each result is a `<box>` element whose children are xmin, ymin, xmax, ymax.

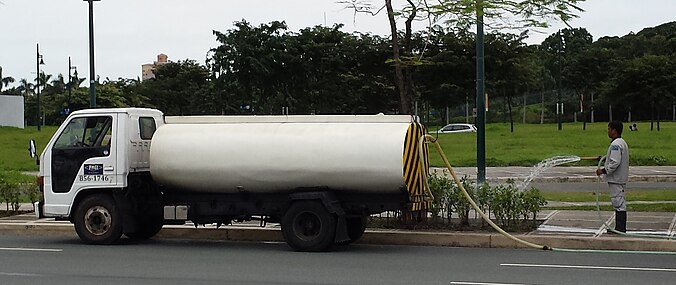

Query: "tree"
<box><xmin>0</xmin><ymin>66</ymin><xmax>15</xmax><ymax>92</ymax></box>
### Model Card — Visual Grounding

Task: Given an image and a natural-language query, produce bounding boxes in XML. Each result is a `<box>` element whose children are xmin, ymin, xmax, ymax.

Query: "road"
<box><xmin>0</xmin><ymin>235</ymin><xmax>674</xmax><ymax>285</ymax></box>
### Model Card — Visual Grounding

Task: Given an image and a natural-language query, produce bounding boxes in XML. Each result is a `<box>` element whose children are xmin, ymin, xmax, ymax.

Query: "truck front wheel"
<box><xmin>282</xmin><ymin>201</ymin><xmax>336</xmax><ymax>251</ymax></box>
<box><xmin>73</xmin><ymin>194</ymin><xmax>123</xmax><ymax>245</ymax></box>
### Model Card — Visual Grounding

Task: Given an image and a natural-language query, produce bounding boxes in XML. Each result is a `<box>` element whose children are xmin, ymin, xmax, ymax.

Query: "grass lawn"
<box><xmin>542</xmin><ymin>189</ymin><xmax>676</xmax><ymax>212</ymax></box>
<box><xmin>545</xmin><ymin>204</ymin><xmax>676</xmax><ymax>212</ymax></box>
<box><xmin>428</xmin><ymin>121</ymin><xmax>676</xmax><ymax>167</ymax></box>
<box><xmin>542</xmin><ymin>189</ymin><xmax>676</xmax><ymax>202</ymax></box>
<box><xmin>0</xmin><ymin>126</ymin><xmax>58</xmax><ymax>172</ymax></box>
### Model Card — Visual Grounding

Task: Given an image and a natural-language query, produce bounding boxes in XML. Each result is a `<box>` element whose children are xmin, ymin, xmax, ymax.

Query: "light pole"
<box><xmin>36</xmin><ymin>43</ymin><xmax>45</xmax><ymax>131</ymax></box>
<box><xmin>68</xmin><ymin>57</ymin><xmax>78</xmax><ymax>115</ymax></box>
<box><xmin>475</xmin><ymin>0</ymin><xmax>486</xmax><ymax>184</ymax></box>
<box><xmin>557</xmin><ymin>30</ymin><xmax>563</xmax><ymax>131</ymax></box>
<box><xmin>84</xmin><ymin>0</ymin><xmax>100</xmax><ymax>108</ymax></box>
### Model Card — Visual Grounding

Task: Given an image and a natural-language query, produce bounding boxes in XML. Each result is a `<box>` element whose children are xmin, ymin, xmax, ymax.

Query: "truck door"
<box><xmin>51</xmin><ymin>115</ymin><xmax>117</xmax><ymax>193</ymax></box>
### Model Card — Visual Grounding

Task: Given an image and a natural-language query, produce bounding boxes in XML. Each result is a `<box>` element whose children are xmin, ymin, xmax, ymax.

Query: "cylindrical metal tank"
<box><xmin>150</xmin><ymin>115</ymin><xmax>424</xmax><ymax>194</ymax></box>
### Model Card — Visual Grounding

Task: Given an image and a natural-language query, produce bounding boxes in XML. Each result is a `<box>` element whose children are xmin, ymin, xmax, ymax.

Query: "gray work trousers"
<box><xmin>608</xmin><ymin>183</ymin><xmax>626</xmax><ymax>211</ymax></box>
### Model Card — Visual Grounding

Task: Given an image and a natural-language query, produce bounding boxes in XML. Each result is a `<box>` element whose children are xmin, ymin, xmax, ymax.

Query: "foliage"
<box><xmin>0</xmin><ymin>179</ymin><xmax>20</xmax><ymax>212</ymax></box>
<box><xmin>427</xmin><ymin>174</ymin><xmax>546</xmax><ymax>229</ymax></box>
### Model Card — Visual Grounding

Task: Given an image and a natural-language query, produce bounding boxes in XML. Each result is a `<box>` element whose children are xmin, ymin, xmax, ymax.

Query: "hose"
<box><xmin>423</xmin><ymin>135</ymin><xmax>676</xmax><ymax>254</ymax></box>
<box><xmin>594</xmin><ymin>156</ymin><xmax>674</xmax><ymax>240</ymax></box>
<box><xmin>424</xmin><ymin>135</ymin><xmax>549</xmax><ymax>250</ymax></box>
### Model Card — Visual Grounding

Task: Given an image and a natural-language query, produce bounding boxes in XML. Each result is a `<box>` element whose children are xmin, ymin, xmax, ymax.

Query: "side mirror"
<box><xmin>29</xmin><ymin>139</ymin><xmax>40</xmax><ymax>166</ymax></box>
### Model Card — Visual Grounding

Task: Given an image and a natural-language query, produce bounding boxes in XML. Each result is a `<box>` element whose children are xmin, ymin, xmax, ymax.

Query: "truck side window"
<box><xmin>139</xmin><ymin>117</ymin><xmax>156</xmax><ymax>140</ymax></box>
<box><xmin>54</xmin><ymin>116</ymin><xmax>112</xmax><ymax>149</ymax></box>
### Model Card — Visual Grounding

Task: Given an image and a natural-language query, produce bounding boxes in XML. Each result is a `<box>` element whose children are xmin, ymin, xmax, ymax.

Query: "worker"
<box><xmin>595</xmin><ymin>121</ymin><xmax>629</xmax><ymax>233</ymax></box>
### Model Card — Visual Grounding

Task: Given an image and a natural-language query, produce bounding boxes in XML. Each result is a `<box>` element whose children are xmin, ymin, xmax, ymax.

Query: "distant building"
<box><xmin>141</xmin><ymin>53</ymin><xmax>169</xmax><ymax>81</ymax></box>
<box><xmin>0</xmin><ymin>95</ymin><xmax>24</xmax><ymax>128</ymax></box>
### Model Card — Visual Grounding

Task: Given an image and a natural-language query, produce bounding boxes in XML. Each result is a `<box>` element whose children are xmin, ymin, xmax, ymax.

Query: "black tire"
<box><xmin>346</xmin><ymin>216</ymin><xmax>367</xmax><ymax>243</ymax></box>
<box><xmin>73</xmin><ymin>194</ymin><xmax>123</xmax><ymax>245</ymax></box>
<box><xmin>124</xmin><ymin>216</ymin><xmax>163</xmax><ymax>240</ymax></box>
<box><xmin>281</xmin><ymin>201</ymin><xmax>336</xmax><ymax>252</ymax></box>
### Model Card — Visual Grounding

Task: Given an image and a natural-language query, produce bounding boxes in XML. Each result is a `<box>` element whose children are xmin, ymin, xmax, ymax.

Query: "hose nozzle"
<box><xmin>579</xmin><ymin>156</ymin><xmax>602</xmax><ymax>161</ymax></box>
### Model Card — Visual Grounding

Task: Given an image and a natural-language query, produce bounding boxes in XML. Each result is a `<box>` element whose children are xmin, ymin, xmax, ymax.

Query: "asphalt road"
<box><xmin>0</xmin><ymin>235</ymin><xmax>674</xmax><ymax>285</ymax></box>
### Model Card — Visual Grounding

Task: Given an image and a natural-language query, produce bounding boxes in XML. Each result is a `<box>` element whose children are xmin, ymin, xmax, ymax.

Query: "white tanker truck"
<box><xmin>33</xmin><ymin>108</ymin><xmax>431</xmax><ymax>251</ymax></box>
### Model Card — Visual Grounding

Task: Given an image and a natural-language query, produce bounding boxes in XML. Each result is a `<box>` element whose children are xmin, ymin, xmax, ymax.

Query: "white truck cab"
<box><xmin>38</xmin><ymin>108</ymin><xmax>163</xmax><ymax>218</ymax></box>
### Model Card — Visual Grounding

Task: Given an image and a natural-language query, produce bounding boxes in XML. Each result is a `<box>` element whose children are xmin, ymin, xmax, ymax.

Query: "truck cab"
<box><xmin>38</xmin><ymin>108</ymin><xmax>163</xmax><ymax>219</ymax></box>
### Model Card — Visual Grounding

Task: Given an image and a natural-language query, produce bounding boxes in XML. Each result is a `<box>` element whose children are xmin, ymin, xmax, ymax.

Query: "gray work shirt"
<box><xmin>604</xmin><ymin>137</ymin><xmax>629</xmax><ymax>184</ymax></box>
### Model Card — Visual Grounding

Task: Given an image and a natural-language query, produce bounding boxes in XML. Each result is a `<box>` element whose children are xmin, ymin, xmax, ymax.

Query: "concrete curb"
<box><xmin>1</xmin><ymin>223</ymin><xmax>673</xmax><ymax>252</ymax></box>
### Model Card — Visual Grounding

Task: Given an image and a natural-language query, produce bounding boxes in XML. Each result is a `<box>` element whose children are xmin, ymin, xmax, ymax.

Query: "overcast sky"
<box><xmin>1</xmin><ymin>0</ymin><xmax>675</xmax><ymax>89</ymax></box>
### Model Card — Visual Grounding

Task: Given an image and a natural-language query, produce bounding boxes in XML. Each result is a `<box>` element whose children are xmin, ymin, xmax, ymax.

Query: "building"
<box><xmin>141</xmin><ymin>53</ymin><xmax>169</xmax><ymax>81</ymax></box>
<box><xmin>0</xmin><ymin>95</ymin><xmax>24</xmax><ymax>128</ymax></box>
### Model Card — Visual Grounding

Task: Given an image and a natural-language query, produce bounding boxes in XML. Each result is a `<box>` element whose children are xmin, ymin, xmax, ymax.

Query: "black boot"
<box><xmin>615</xmin><ymin>211</ymin><xmax>627</xmax><ymax>233</ymax></box>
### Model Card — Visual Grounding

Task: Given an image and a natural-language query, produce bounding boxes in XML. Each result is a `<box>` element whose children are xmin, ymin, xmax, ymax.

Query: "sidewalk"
<box><xmin>4</xmin><ymin>166</ymin><xmax>676</xmax><ymax>252</ymax></box>
<box><xmin>2</xmin><ymin>205</ymin><xmax>674</xmax><ymax>252</ymax></box>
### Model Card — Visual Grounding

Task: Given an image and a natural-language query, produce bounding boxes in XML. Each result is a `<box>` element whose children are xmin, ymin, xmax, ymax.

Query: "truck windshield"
<box><xmin>54</xmin><ymin>116</ymin><xmax>112</xmax><ymax>149</ymax></box>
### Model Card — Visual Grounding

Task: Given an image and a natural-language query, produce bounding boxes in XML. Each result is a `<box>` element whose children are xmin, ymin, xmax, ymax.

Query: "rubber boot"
<box><xmin>615</xmin><ymin>211</ymin><xmax>627</xmax><ymax>233</ymax></box>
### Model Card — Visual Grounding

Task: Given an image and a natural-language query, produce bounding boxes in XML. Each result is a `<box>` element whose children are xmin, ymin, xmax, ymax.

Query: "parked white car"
<box><xmin>437</xmin><ymin>123</ymin><xmax>477</xmax><ymax>134</ymax></box>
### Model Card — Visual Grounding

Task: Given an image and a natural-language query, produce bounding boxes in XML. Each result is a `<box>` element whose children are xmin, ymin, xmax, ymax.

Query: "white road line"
<box><xmin>0</xmin><ymin>247</ymin><xmax>62</xmax><ymax>252</ymax></box>
<box><xmin>501</xmin><ymin>263</ymin><xmax>676</xmax><ymax>272</ymax></box>
<box><xmin>451</xmin><ymin>281</ymin><xmax>525</xmax><ymax>285</ymax></box>
<box><xmin>0</xmin><ymin>272</ymin><xmax>43</xmax><ymax>277</ymax></box>
<box><xmin>668</xmin><ymin>213</ymin><xmax>676</xmax><ymax>238</ymax></box>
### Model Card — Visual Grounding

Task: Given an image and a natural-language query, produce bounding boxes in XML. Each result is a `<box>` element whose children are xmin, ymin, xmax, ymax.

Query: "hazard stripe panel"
<box><xmin>402</xmin><ymin>122</ymin><xmax>431</xmax><ymax>211</ymax></box>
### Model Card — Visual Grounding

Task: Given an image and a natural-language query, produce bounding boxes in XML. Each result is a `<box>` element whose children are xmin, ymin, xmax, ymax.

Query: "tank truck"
<box><xmin>31</xmin><ymin>108</ymin><xmax>430</xmax><ymax>251</ymax></box>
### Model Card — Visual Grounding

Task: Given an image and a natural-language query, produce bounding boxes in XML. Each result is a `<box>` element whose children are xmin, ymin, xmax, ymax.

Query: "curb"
<box><xmin>1</xmin><ymin>223</ymin><xmax>673</xmax><ymax>252</ymax></box>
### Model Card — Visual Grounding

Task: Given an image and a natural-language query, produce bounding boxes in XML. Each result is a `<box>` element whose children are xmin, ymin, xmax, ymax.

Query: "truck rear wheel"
<box><xmin>74</xmin><ymin>194</ymin><xmax>123</xmax><ymax>245</ymax></box>
<box><xmin>282</xmin><ymin>201</ymin><xmax>336</xmax><ymax>252</ymax></box>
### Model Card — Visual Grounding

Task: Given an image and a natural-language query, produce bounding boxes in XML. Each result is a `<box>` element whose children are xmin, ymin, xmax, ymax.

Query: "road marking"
<box><xmin>501</xmin><ymin>263</ymin><xmax>676</xmax><ymax>272</ymax></box>
<box><xmin>0</xmin><ymin>247</ymin><xmax>62</xmax><ymax>252</ymax></box>
<box><xmin>451</xmin><ymin>281</ymin><xmax>525</xmax><ymax>285</ymax></box>
<box><xmin>0</xmin><ymin>272</ymin><xmax>43</xmax><ymax>277</ymax></box>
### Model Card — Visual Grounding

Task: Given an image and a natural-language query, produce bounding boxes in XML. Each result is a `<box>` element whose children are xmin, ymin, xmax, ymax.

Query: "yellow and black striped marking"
<box><xmin>402</xmin><ymin>121</ymin><xmax>431</xmax><ymax>211</ymax></box>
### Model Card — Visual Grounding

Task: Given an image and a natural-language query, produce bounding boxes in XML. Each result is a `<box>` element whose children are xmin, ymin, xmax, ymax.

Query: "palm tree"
<box><xmin>37</xmin><ymin>72</ymin><xmax>52</xmax><ymax>90</ymax></box>
<box><xmin>0</xmin><ymin>66</ymin><xmax>16</xmax><ymax>92</ymax></box>
<box><xmin>18</xmin><ymin>78</ymin><xmax>35</xmax><ymax>96</ymax></box>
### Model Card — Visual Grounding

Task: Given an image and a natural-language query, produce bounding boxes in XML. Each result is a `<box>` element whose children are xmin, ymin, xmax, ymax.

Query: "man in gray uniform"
<box><xmin>596</xmin><ymin>121</ymin><xmax>629</xmax><ymax>233</ymax></box>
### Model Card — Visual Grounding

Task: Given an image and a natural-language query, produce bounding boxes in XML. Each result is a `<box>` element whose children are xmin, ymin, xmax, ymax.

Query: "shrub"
<box><xmin>427</xmin><ymin>172</ymin><xmax>453</xmax><ymax>219</ymax></box>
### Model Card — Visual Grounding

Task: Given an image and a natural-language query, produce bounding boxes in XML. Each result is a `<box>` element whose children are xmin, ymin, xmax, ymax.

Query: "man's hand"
<box><xmin>595</xmin><ymin>168</ymin><xmax>604</xmax><ymax>176</ymax></box>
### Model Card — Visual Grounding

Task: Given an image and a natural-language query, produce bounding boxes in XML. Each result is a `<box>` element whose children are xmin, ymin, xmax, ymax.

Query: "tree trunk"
<box><xmin>540</xmin><ymin>90</ymin><xmax>544</xmax><ymax>124</ymax></box>
<box><xmin>508</xmin><ymin>94</ymin><xmax>514</xmax><ymax>133</ymax></box>
<box><xmin>522</xmin><ymin>93</ymin><xmax>526</xmax><ymax>124</ymax></box>
<box><xmin>651</xmin><ymin>100</ymin><xmax>655</xmax><ymax>131</ymax></box>
<box><xmin>385</xmin><ymin>0</ymin><xmax>411</xmax><ymax>114</ymax></box>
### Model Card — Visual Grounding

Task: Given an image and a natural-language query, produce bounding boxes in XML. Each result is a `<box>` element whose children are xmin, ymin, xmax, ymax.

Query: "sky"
<box><xmin>1</xmin><ymin>0</ymin><xmax>675</xmax><ymax>89</ymax></box>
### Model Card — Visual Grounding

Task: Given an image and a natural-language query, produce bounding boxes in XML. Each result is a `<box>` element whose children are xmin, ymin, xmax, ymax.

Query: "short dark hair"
<box><xmin>609</xmin><ymin>121</ymin><xmax>623</xmax><ymax>136</ymax></box>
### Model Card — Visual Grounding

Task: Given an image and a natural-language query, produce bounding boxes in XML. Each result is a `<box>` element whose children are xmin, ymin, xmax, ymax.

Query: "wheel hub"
<box><xmin>84</xmin><ymin>206</ymin><xmax>111</xmax><ymax>236</ymax></box>
<box><xmin>294</xmin><ymin>212</ymin><xmax>321</xmax><ymax>241</ymax></box>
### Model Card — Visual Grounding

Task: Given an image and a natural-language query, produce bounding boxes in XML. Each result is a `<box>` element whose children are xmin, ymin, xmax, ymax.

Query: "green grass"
<box><xmin>429</xmin><ymin>122</ymin><xmax>676</xmax><ymax>167</ymax></box>
<box><xmin>542</xmin><ymin>189</ymin><xmax>676</xmax><ymax>202</ymax></box>
<box><xmin>545</xmin><ymin>204</ymin><xmax>676</xmax><ymax>212</ymax></box>
<box><xmin>0</xmin><ymin>126</ymin><xmax>58</xmax><ymax>172</ymax></box>
<box><xmin>1</xmin><ymin>122</ymin><xmax>675</xmax><ymax>172</ymax></box>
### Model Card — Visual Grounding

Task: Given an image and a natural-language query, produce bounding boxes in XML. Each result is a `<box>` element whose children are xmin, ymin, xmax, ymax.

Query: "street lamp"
<box><xmin>84</xmin><ymin>0</ymin><xmax>100</xmax><ymax>108</ymax></box>
<box><xmin>68</xmin><ymin>57</ymin><xmax>78</xmax><ymax>115</ymax></box>
<box><xmin>36</xmin><ymin>43</ymin><xmax>45</xmax><ymax>131</ymax></box>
